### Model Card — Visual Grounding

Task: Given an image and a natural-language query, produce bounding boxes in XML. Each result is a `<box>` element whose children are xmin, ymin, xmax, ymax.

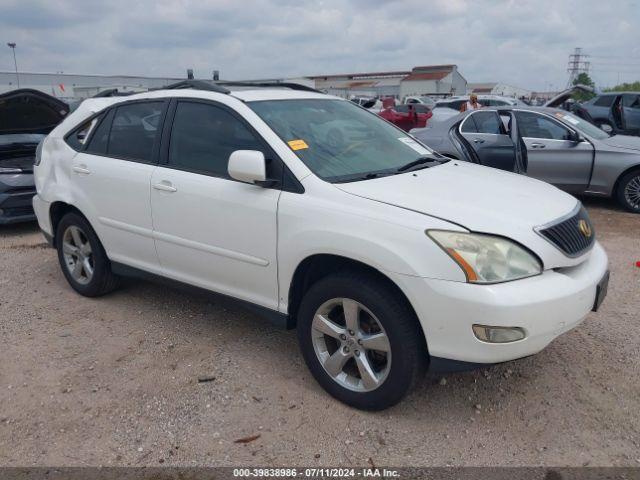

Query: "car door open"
<box><xmin>515</xmin><ymin>110</ymin><xmax>593</xmax><ymax>193</ymax></box>
<box><xmin>458</xmin><ymin>110</ymin><xmax>518</xmax><ymax>171</ymax></box>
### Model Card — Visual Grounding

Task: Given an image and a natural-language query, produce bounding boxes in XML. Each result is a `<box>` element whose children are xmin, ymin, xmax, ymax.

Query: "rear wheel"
<box><xmin>616</xmin><ymin>169</ymin><xmax>640</xmax><ymax>213</ymax></box>
<box><xmin>297</xmin><ymin>272</ymin><xmax>425</xmax><ymax>410</ymax></box>
<box><xmin>55</xmin><ymin>213</ymin><xmax>120</xmax><ymax>296</ymax></box>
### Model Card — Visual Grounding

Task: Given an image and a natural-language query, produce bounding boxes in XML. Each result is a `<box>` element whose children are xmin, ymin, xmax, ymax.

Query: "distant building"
<box><xmin>309</xmin><ymin>70</ymin><xmax>410</xmax><ymax>98</ymax></box>
<box><xmin>468</xmin><ymin>82</ymin><xmax>532</xmax><ymax>98</ymax></box>
<box><xmin>399</xmin><ymin>65</ymin><xmax>467</xmax><ymax>99</ymax></box>
<box><xmin>2</xmin><ymin>65</ymin><xmax>473</xmax><ymax>101</ymax></box>
<box><xmin>0</xmin><ymin>71</ymin><xmax>183</xmax><ymax>99</ymax></box>
<box><xmin>309</xmin><ymin>65</ymin><xmax>467</xmax><ymax>100</ymax></box>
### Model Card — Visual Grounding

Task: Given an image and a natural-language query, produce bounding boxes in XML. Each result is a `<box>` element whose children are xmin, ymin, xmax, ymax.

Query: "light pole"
<box><xmin>7</xmin><ymin>42</ymin><xmax>19</xmax><ymax>88</ymax></box>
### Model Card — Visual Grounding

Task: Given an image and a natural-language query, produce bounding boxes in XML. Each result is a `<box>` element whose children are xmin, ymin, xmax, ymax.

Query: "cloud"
<box><xmin>1</xmin><ymin>0</ymin><xmax>639</xmax><ymax>90</ymax></box>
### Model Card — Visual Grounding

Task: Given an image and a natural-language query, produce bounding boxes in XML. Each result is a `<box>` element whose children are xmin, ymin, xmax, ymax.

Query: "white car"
<box><xmin>32</xmin><ymin>82</ymin><xmax>609</xmax><ymax>410</ymax></box>
<box><xmin>403</xmin><ymin>95</ymin><xmax>437</xmax><ymax>108</ymax></box>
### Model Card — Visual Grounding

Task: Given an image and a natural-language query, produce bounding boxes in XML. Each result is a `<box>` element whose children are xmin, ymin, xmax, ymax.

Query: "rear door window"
<box><xmin>65</xmin><ymin>116</ymin><xmax>101</xmax><ymax>151</ymax></box>
<box><xmin>107</xmin><ymin>101</ymin><xmax>164</xmax><ymax>163</ymax></box>
<box><xmin>469</xmin><ymin>111</ymin><xmax>503</xmax><ymax>134</ymax></box>
<box><xmin>460</xmin><ymin>115</ymin><xmax>478</xmax><ymax>133</ymax></box>
<box><xmin>594</xmin><ymin>95</ymin><xmax>615</xmax><ymax>107</ymax></box>
<box><xmin>85</xmin><ymin>111</ymin><xmax>112</xmax><ymax>155</ymax></box>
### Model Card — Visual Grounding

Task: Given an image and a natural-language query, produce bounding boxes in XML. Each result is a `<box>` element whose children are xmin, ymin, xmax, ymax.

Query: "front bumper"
<box><xmin>0</xmin><ymin>188</ymin><xmax>36</xmax><ymax>225</ymax></box>
<box><xmin>393</xmin><ymin>241</ymin><xmax>609</xmax><ymax>366</ymax></box>
<box><xmin>0</xmin><ymin>173</ymin><xmax>36</xmax><ymax>224</ymax></box>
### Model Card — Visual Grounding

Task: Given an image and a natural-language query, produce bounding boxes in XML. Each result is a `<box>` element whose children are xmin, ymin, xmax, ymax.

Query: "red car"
<box><xmin>377</xmin><ymin>98</ymin><xmax>432</xmax><ymax>131</ymax></box>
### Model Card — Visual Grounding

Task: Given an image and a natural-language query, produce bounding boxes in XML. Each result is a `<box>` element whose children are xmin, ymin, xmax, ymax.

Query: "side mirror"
<box><xmin>228</xmin><ymin>150</ymin><xmax>267</xmax><ymax>185</ymax></box>
<box><xmin>567</xmin><ymin>130</ymin><xmax>581</xmax><ymax>143</ymax></box>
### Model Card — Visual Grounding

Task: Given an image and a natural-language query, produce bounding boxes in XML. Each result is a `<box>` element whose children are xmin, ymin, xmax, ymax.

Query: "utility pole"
<box><xmin>566</xmin><ymin>47</ymin><xmax>590</xmax><ymax>87</ymax></box>
<box><xmin>7</xmin><ymin>42</ymin><xmax>20</xmax><ymax>88</ymax></box>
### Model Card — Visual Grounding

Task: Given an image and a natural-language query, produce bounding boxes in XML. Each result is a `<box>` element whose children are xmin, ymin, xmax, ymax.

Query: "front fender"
<box><xmin>276</xmin><ymin>185</ymin><xmax>468</xmax><ymax>312</ymax></box>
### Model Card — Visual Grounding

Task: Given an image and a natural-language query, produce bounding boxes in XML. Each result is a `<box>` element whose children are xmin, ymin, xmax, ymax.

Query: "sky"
<box><xmin>1</xmin><ymin>0</ymin><xmax>639</xmax><ymax>91</ymax></box>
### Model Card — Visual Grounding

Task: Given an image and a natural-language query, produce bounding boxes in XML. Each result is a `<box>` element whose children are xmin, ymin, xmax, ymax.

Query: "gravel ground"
<box><xmin>0</xmin><ymin>197</ymin><xmax>638</xmax><ymax>467</ymax></box>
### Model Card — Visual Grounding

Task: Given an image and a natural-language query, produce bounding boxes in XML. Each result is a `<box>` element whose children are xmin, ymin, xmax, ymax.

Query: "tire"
<box><xmin>595</xmin><ymin>120</ymin><xmax>614</xmax><ymax>134</ymax></box>
<box><xmin>297</xmin><ymin>272</ymin><xmax>426</xmax><ymax>410</ymax></box>
<box><xmin>55</xmin><ymin>212</ymin><xmax>120</xmax><ymax>296</ymax></box>
<box><xmin>616</xmin><ymin>169</ymin><xmax>640</xmax><ymax>213</ymax></box>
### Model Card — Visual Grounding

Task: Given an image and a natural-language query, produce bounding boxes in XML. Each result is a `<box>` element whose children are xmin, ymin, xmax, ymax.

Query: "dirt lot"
<box><xmin>0</xmin><ymin>197</ymin><xmax>638</xmax><ymax>467</ymax></box>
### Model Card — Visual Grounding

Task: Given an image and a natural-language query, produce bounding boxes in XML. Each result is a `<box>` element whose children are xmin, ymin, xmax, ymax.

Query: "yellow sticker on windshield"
<box><xmin>288</xmin><ymin>139</ymin><xmax>309</xmax><ymax>151</ymax></box>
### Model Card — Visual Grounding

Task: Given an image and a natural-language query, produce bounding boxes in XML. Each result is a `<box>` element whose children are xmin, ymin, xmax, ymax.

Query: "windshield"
<box><xmin>552</xmin><ymin>111</ymin><xmax>610</xmax><ymax>140</ymax></box>
<box><xmin>249</xmin><ymin>99</ymin><xmax>442</xmax><ymax>182</ymax></box>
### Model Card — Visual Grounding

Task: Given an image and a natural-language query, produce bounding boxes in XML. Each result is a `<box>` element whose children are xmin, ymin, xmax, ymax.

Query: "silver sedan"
<box><xmin>411</xmin><ymin>106</ymin><xmax>640</xmax><ymax>213</ymax></box>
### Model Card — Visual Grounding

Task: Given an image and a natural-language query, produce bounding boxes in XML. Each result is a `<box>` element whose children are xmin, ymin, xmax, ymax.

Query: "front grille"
<box><xmin>537</xmin><ymin>206</ymin><xmax>595</xmax><ymax>257</ymax></box>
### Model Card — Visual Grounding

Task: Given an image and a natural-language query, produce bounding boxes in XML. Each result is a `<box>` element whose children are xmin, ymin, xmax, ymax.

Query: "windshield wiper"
<box><xmin>395</xmin><ymin>155</ymin><xmax>443</xmax><ymax>173</ymax></box>
<box><xmin>333</xmin><ymin>171</ymin><xmax>395</xmax><ymax>183</ymax></box>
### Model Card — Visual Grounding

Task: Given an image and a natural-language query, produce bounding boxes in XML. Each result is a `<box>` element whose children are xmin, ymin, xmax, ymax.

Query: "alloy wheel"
<box><xmin>624</xmin><ymin>175</ymin><xmax>640</xmax><ymax>210</ymax></box>
<box><xmin>62</xmin><ymin>225</ymin><xmax>94</xmax><ymax>285</ymax></box>
<box><xmin>311</xmin><ymin>298</ymin><xmax>391</xmax><ymax>392</ymax></box>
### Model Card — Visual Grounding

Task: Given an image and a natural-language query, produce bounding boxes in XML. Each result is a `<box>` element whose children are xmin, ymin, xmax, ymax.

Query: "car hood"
<box><xmin>335</xmin><ymin>161</ymin><xmax>582</xmax><ymax>268</ymax></box>
<box><xmin>544</xmin><ymin>84</ymin><xmax>595</xmax><ymax>107</ymax></box>
<box><xmin>600</xmin><ymin>134</ymin><xmax>640</xmax><ymax>152</ymax></box>
<box><xmin>0</xmin><ymin>89</ymin><xmax>69</xmax><ymax>135</ymax></box>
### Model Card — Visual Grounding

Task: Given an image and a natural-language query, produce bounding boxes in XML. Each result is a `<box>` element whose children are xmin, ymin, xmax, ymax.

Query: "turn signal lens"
<box><xmin>472</xmin><ymin>324</ymin><xmax>526</xmax><ymax>343</ymax></box>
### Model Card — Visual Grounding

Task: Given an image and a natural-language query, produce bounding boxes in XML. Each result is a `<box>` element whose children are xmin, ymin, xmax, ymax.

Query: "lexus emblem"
<box><xmin>578</xmin><ymin>219</ymin><xmax>592</xmax><ymax>238</ymax></box>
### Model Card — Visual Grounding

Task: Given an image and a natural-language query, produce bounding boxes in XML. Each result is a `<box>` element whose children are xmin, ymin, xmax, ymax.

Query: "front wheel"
<box><xmin>297</xmin><ymin>272</ymin><xmax>426</xmax><ymax>410</ymax></box>
<box><xmin>616</xmin><ymin>169</ymin><xmax>640</xmax><ymax>213</ymax></box>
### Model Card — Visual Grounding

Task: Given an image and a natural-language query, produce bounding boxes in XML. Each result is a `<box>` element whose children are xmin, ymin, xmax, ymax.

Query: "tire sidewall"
<box><xmin>55</xmin><ymin>213</ymin><xmax>112</xmax><ymax>296</ymax></box>
<box><xmin>297</xmin><ymin>275</ymin><xmax>422</xmax><ymax>410</ymax></box>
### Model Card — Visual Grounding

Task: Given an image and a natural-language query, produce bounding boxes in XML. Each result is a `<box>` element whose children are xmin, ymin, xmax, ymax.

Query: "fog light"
<box><xmin>472</xmin><ymin>324</ymin><xmax>525</xmax><ymax>343</ymax></box>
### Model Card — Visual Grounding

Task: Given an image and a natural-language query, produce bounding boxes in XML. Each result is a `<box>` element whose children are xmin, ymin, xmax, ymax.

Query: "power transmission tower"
<box><xmin>567</xmin><ymin>47</ymin><xmax>590</xmax><ymax>87</ymax></box>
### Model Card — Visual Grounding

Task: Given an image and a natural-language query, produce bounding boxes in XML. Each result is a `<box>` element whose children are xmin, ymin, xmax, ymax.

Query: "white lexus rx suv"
<box><xmin>32</xmin><ymin>81</ymin><xmax>609</xmax><ymax>410</ymax></box>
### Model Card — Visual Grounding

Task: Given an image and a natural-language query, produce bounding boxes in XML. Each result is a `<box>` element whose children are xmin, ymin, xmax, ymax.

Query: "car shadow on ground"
<box><xmin>579</xmin><ymin>196</ymin><xmax>626</xmax><ymax>212</ymax></box>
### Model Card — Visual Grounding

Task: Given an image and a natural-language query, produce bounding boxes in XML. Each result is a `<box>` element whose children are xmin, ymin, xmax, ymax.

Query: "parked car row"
<box><xmin>411</xmin><ymin>105</ymin><xmax>640</xmax><ymax>212</ymax></box>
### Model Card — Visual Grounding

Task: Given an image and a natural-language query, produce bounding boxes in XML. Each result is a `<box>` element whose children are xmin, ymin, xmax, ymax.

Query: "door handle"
<box><xmin>152</xmin><ymin>181</ymin><xmax>177</xmax><ymax>193</ymax></box>
<box><xmin>72</xmin><ymin>165</ymin><xmax>91</xmax><ymax>175</ymax></box>
<box><xmin>473</xmin><ymin>138</ymin><xmax>485</xmax><ymax>144</ymax></box>
<box><xmin>530</xmin><ymin>143</ymin><xmax>546</xmax><ymax>149</ymax></box>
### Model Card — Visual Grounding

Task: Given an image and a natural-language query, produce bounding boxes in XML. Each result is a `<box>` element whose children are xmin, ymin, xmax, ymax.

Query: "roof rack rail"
<box><xmin>92</xmin><ymin>88</ymin><xmax>138</xmax><ymax>98</ymax></box>
<box><xmin>160</xmin><ymin>80</ymin><xmax>230</xmax><ymax>94</ymax></box>
<box><xmin>217</xmin><ymin>81</ymin><xmax>321</xmax><ymax>93</ymax></box>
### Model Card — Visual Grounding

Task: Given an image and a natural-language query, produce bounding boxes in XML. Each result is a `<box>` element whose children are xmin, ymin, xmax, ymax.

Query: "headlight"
<box><xmin>427</xmin><ymin>230</ymin><xmax>542</xmax><ymax>283</ymax></box>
